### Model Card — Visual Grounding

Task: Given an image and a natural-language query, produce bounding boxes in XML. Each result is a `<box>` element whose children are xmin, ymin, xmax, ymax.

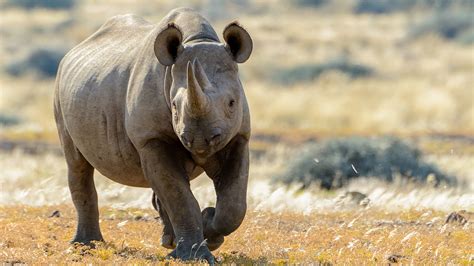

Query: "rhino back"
<box><xmin>56</xmin><ymin>14</ymin><xmax>156</xmax><ymax>187</ymax></box>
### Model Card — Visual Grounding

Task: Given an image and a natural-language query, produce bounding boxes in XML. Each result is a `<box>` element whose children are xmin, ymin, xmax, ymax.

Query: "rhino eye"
<box><xmin>229</xmin><ymin>99</ymin><xmax>235</xmax><ymax>108</ymax></box>
<box><xmin>172</xmin><ymin>101</ymin><xmax>177</xmax><ymax>109</ymax></box>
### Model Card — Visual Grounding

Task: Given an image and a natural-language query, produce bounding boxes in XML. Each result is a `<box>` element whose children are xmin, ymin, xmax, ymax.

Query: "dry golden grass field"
<box><xmin>1</xmin><ymin>205</ymin><xmax>473</xmax><ymax>264</ymax></box>
<box><xmin>1</xmin><ymin>0</ymin><xmax>473</xmax><ymax>264</ymax></box>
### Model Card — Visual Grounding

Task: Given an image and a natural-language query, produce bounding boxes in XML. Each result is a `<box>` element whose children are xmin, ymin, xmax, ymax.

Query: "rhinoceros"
<box><xmin>54</xmin><ymin>7</ymin><xmax>252</xmax><ymax>263</ymax></box>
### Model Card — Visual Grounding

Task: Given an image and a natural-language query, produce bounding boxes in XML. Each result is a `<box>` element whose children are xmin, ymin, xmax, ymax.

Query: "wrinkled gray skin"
<box><xmin>54</xmin><ymin>7</ymin><xmax>252</xmax><ymax>264</ymax></box>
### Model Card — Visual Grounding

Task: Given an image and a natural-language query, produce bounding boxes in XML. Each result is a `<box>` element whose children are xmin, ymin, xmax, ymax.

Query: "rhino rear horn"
<box><xmin>154</xmin><ymin>23</ymin><xmax>183</xmax><ymax>66</ymax></box>
<box><xmin>223</xmin><ymin>22</ymin><xmax>253</xmax><ymax>63</ymax></box>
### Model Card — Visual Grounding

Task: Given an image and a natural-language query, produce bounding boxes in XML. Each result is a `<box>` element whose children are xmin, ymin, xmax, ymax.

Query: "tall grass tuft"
<box><xmin>274</xmin><ymin>137</ymin><xmax>455</xmax><ymax>189</ymax></box>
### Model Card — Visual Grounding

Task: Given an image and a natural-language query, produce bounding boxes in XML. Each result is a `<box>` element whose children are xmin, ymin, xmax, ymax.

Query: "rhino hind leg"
<box><xmin>67</xmin><ymin>157</ymin><xmax>103</xmax><ymax>245</ymax></box>
<box><xmin>152</xmin><ymin>192</ymin><xmax>176</xmax><ymax>249</ymax></box>
<box><xmin>56</xmin><ymin>93</ymin><xmax>103</xmax><ymax>245</ymax></box>
<box><xmin>60</xmin><ymin>133</ymin><xmax>103</xmax><ymax>245</ymax></box>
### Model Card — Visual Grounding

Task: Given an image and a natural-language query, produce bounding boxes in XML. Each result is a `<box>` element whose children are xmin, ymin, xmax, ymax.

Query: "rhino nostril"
<box><xmin>207</xmin><ymin>133</ymin><xmax>222</xmax><ymax>146</ymax></box>
<box><xmin>180</xmin><ymin>134</ymin><xmax>193</xmax><ymax>148</ymax></box>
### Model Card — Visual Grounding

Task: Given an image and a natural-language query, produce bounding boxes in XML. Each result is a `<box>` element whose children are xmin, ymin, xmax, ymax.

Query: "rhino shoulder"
<box><xmin>61</xmin><ymin>14</ymin><xmax>153</xmax><ymax>68</ymax></box>
<box><xmin>89</xmin><ymin>14</ymin><xmax>152</xmax><ymax>40</ymax></box>
<box><xmin>101</xmin><ymin>14</ymin><xmax>151</xmax><ymax>29</ymax></box>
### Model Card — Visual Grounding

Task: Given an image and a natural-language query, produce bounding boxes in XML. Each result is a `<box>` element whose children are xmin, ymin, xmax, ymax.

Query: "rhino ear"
<box><xmin>223</xmin><ymin>22</ymin><xmax>253</xmax><ymax>63</ymax></box>
<box><xmin>154</xmin><ymin>23</ymin><xmax>183</xmax><ymax>66</ymax></box>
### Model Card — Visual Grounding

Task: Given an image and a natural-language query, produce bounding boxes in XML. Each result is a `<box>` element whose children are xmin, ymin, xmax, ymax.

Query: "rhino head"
<box><xmin>154</xmin><ymin>22</ymin><xmax>252</xmax><ymax>158</ymax></box>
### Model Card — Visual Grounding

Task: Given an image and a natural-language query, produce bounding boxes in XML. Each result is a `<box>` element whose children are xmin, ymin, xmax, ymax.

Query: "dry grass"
<box><xmin>2</xmin><ymin>142</ymin><xmax>473</xmax><ymax>211</ymax></box>
<box><xmin>1</xmin><ymin>132</ymin><xmax>472</xmax><ymax>264</ymax></box>
<box><xmin>1</xmin><ymin>1</ymin><xmax>473</xmax><ymax>141</ymax></box>
<box><xmin>0</xmin><ymin>77</ymin><xmax>57</xmax><ymax>142</ymax></box>
<box><xmin>0</xmin><ymin>205</ymin><xmax>472</xmax><ymax>264</ymax></box>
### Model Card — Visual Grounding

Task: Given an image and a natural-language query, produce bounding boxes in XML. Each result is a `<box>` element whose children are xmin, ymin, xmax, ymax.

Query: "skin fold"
<box><xmin>54</xmin><ymin>7</ymin><xmax>252</xmax><ymax>264</ymax></box>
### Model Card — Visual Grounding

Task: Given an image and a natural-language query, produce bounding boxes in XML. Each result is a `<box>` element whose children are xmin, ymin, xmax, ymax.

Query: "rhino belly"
<box><xmin>70</xmin><ymin>115</ymin><xmax>148</xmax><ymax>187</ymax></box>
<box><xmin>73</xmin><ymin>119</ymin><xmax>147</xmax><ymax>187</ymax></box>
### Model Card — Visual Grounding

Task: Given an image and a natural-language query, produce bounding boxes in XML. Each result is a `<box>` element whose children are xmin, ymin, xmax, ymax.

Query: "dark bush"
<box><xmin>408</xmin><ymin>11</ymin><xmax>474</xmax><ymax>41</ymax></box>
<box><xmin>0</xmin><ymin>113</ymin><xmax>21</xmax><ymax>127</ymax></box>
<box><xmin>293</xmin><ymin>0</ymin><xmax>327</xmax><ymax>8</ymax></box>
<box><xmin>6</xmin><ymin>47</ymin><xmax>67</xmax><ymax>78</ymax></box>
<box><xmin>5</xmin><ymin>0</ymin><xmax>76</xmax><ymax>10</ymax></box>
<box><xmin>354</xmin><ymin>0</ymin><xmax>474</xmax><ymax>14</ymax></box>
<box><xmin>272</xmin><ymin>57</ymin><xmax>373</xmax><ymax>85</ymax></box>
<box><xmin>273</xmin><ymin>137</ymin><xmax>454</xmax><ymax>189</ymax></box>
<box><xmin>457</xmin><ymin>29</ymin><xmax>474</xmax><ymax>44</ymax></box>
<box><xmin>354</xmin><ymin>0</ymin><xmax>415</xmax><ymax>14</ymax></box>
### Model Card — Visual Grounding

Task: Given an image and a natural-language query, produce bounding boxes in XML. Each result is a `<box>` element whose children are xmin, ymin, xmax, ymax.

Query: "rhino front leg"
<box><xmin>140</xmin><ymin>140</ymin><xmax>214</xmax><ymax>264</ymax></box>
<box><xmin>67</xmin><ymin>154</ymin><xmax>104</xmax><ymax>245</ymax></box>
<box><xmin>152</xmin><ymin>192</ymin><xmax>176</xmax><ymax>249</ymax></box>
<box><xmin>203</xmin><ymin>136</ymin><xmax>249</xmax><ymax>251</ymax></box>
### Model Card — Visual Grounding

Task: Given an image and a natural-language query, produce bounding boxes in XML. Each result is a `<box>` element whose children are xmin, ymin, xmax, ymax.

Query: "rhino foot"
<box><xmin>153</xmin><ymin>193</ymin><xmax>177</xmax><ymax>250</ymax></box>
<box><xmin>70</xmin><ymin>235</ymin><xmax>104</xmax><ymax>247</ymax></box>
<box><xmin>166</xmin><ymin>239</ymin><xmax>215</xmax><ymax>265</ymax></box>
<box><xmin>161</xmin><ymin>233</ymin><xmax>176</xmax><ymax>249</ymax></box>
<box><xmin>206</xmin><ymin>235</ymin><xmax>224</xmax><ymax>251</ymax></box>
<box><xmin>202</xmin><ymin>207</ymin><xmax>225</xmax><ymax>251</ymax></box>
<box><xmin>70</xmin><ymin>226</ymin><xmax>104</xmax><ymax>247</ymax></box>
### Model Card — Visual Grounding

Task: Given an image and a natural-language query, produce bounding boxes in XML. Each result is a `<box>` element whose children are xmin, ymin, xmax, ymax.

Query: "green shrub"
<box><xmin>0</xmin><ymin>113</ymin><xmax>21</xmax><ymax>127</ymax></box>
<box><xmin>408</xmin><ymin>11</ymin><xmax>474</xmax><ymax>41</ymax></box>
<box><xmin>273</xmin><ymin>137</ymin><xmax>454</xmax><ymax>189</ymax></box>
<box><xmin>272</xmin><ymin>57</ymin><xmax>373</xmax><ymax>85</ymax></box>
<box><xmin>5</xmin><ymin>0</ymin><xmax>76</xmax><ymax>9</ymax></box>
<box><xmin>354</xmin><ymin>0</ymin><xmax>415</xmax><ymax>14</ymax></box>
<box><xmin>293</xmin><ymin>0</ymin><xmax>327</xmax><ymax>8</ymax></box>
<box><xmin>6</xmin><ymin>47</ymin><xmax>67</xmax><ymax>78</ymax></box>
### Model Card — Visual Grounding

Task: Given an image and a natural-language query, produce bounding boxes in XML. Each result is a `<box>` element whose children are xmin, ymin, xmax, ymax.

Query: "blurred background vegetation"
<box><xmin>0</xmin><ymin>3</ymin><xmax>473</xmax><ymax>263</ymax></box>
<box><xmin>0</xmin><ymin>0</ymin><xmax>473</xmax><ymax>190</ymax></box>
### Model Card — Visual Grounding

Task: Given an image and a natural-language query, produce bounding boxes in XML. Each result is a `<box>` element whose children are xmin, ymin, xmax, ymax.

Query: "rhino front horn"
<box><xmin>186</xmin><ymin>59</ymin><xmax>210</xmax><ymax>115</ymax></box>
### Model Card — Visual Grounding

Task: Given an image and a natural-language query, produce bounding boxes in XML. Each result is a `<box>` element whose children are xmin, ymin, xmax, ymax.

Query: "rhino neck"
<box><xmin>161</xmin><ymin>7</ymin><xmax>220</xmax><ymax>44</ymax></box>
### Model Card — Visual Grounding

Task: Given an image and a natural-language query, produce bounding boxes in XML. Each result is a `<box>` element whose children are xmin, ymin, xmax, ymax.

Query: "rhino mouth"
<box><xmin>188</xmin><ymin>147</ymin><xmax>214</xmax><ymax>158</ymax></box>
<box><xmin>180</xmin><ymin>133</ymin><xmax>229</xmax><ymax>158</ymax></box>
<box><xmin>195</xmin><ymin>149</ymin><xmax>208</xmax><ymax>156</ymax></box>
